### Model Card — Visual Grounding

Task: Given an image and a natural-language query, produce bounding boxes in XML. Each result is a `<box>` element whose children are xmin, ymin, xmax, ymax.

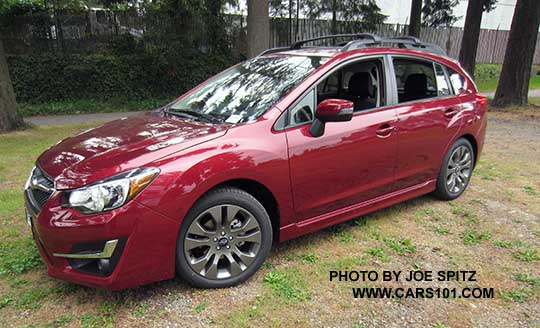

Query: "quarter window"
<box><xmin>393</xmin><ymin>58</ymin><xmax>437</xmax><ymax>103</ymax></box>
<box><xmin>289</xmin><ymin>89</ymin><xmax>315</xmax><ymax>125</ymax></box>
<box><xmin>434</xmin><ymin>63</ymin><xmax>451</xmax><ymax>96</ymax></box>
<box><xmin>447</xmin><ymin>68</ymin><xmax>466</xmax><ymax>94</ymax></box>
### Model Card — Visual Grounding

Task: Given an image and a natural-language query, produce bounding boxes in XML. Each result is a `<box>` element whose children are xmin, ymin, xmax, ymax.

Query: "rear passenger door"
<box><xmin>390</xmin><ymin>56</ymin><xmax>464</xmax><ymax>191</ymax></box>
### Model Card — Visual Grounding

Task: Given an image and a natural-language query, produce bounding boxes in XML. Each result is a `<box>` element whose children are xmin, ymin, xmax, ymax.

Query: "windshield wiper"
<box><xmin>164</xmin><ymin>108</ymin><xmax>223</xmax><ymax>124</ymax></box>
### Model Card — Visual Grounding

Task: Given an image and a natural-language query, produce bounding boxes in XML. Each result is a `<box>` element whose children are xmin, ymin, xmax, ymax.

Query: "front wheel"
<box><xmin>434</xmin><ymin>138</ymin><xmax>475</xmax><ymax>200</ymax></box>
<box><xmin>176</xmin><ymin>187</ymin><xmax>273</xmax><ymax>288</ymax></box>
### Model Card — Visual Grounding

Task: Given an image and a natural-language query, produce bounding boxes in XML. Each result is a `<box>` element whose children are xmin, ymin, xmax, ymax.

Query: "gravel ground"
<box><xmin>1</xmin><ymin>108</ymin><xmax>539</xmax><ymax>328</ymax></box>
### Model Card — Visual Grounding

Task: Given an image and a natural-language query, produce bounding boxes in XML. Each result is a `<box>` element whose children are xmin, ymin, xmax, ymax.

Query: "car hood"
<box><xmin>38</xmin><ymin>113</ymin><xmax>229</xmax><ymax>190</ymax></box>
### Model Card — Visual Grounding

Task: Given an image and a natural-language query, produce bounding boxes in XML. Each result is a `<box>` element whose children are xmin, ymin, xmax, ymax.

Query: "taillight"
<box><xmin>476</xmin><ymin>95</ymin><xmax>488</xmax><ymax>107</ymax></box>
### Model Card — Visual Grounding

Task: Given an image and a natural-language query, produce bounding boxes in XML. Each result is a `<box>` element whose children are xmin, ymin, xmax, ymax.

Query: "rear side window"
<box><xmin>447</xmin><ymin>68</ymin><xmax>466</xmax><ymax>94</ymax></box>
<box><xmin>393</xmin><ymin>58</ymin><xmax>437</xmax><ymax>103</ymax></box>
<box><xmin>434</xmin><ymin>63</ymin><xmax>451</xmax><ymax>96</ymax></box>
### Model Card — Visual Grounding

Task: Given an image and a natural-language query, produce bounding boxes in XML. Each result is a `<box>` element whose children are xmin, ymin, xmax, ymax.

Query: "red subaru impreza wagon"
<box><xmin>24</xmin><ymin>34</ymin><xmax>487</xmax><ymax>289</ymax></box>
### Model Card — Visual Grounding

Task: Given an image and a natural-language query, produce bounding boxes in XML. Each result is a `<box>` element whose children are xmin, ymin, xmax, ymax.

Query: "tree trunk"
<box><xmin>289</xmin><ymin>0</ymin><xmax>293</xmax><ymax>44</ymax></box>
<box><xmin>409</xmin><ymin>0</ymin><xmax>422</xmax><ymax>37</ymax></box>
<box><xmin>493</xmin><ymin>0</ymin><xmax>540</xmax><ymax>107</ymax></box>
<box><xmin>331</xmin><ymin>0</ymin><xmax>337</xmax><ymax>34</ymax></box>
<box><xmin>0</xmin><ymin>37</ymin><xmax>25</xmax><ymax>132</ymax></box>
<box><xmin>247</xmin><ymin>0</ymin><xmax>270</xmax><ymax>58</ymax></box>
<box><xmin>459</xmin><ymin>0</ymin><xmax>483</xmax><ymax>76</ymax></box>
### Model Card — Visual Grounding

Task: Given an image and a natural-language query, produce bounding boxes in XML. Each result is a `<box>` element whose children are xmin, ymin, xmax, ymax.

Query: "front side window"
<box><xmin>169</xmin><ymin>56</ymin><xmax>326</xmax><ymax>123</ymax></box>
<box><xmin>393</xmin><ymin>58</ymin><xmax>437</xmax><ymax>103</ymax></box>
<box><xmin>317</xmin><ymin>58</ymin><xmax>385</xmax><ymax>111</ymax></box>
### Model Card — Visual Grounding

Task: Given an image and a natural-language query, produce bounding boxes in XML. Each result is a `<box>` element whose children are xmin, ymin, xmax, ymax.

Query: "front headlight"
<box><xmin>66</xmin><ymin>167</ymin><xmax>160</xmax><ymax>214</ymax></box>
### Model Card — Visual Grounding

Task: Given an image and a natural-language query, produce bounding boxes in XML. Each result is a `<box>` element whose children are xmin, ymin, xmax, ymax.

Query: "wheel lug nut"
<box><xmin>229</xmin><ymin>236</ymin><xmax>233</xmax><ymax>240</ymax></box>
<box><xmin>221</xmin><ymin>231</ymin><xmax>226</xmax><ymax>236</ymax></box>
<box><xmin>226</xmin><ymin>245</ymin><xmax>230</xmax><ymax>249</ymax></box>
<box><xmin>213</xmin><ymin>238</ymin><xmax>217</xmax><ymax>242</ymax></box>
<box><xmin>216</xmin><ymin>246</ymin><xmax>220</xmax><ymax>250</ymax></box>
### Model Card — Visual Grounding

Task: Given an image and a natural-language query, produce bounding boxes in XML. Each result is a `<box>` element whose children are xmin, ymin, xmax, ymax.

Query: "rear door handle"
<box><xmin>376</xmin><ymin>124</ymin><xmax>394</xmax><ymax>138</ymax></box>
<box><xmin>444</xmin><ymin>107</ymin><xmax>460</xmax><ymax>118</ymax></box>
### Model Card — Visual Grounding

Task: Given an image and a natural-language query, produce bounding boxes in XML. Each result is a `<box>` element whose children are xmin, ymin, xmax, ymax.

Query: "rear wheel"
<box><xmin>434</xmin><ymin>138</ymin><xmax>475</xmax><ymax>200</ymax></box>
<box><xmin>176</xmin><ymin>187</ymin><xmax>272</xmax><ymax>288</ymax></box>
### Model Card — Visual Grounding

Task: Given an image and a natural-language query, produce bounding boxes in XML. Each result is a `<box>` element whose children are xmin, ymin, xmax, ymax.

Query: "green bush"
<box><xmin>474</xmin><ymin>64</ymin><xmax>502</xmax><ymax>83</ymax></box>
<box><xmin>8</xmin><ymin>45</ymin><xmax>237</xmax><ymax>104</ymax></box>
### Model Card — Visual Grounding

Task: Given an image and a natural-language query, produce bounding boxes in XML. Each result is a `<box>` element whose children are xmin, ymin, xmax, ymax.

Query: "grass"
<box><xmin>18</xmin><ymin>97</ymin><xmax>172</xmax><ymax>117</ymax></box>
<box><xmin>383</xmin><ymin>237</ymin><xmax>416</xmax><ymax>255</ymax></box>
<box><xmin>194</xmin><ymin>301</ymin><xmax>209</xmax><ymax>313</ymax></box>
<box><xmin>263</xmin><ymin>269</ymin><xmax>310</xmax><ymax>303</ymax></box>
<box><xmin>475</xmin><ymin>64</ymin><xmax>540</xmax><ymax>92</ymax></box>
<box><xmin>1</xmin><ymin>109</ymin><xmax>540</xmax><ymax>326</ymax></box>
<box><xmin>499</xmin><ymin>288</ymin><xmax>532</xmax><ymax>303</ymax></box>
<box><xmin>434</xmin><ymin>226</ymin><xmax>450</xmax><ymax>235</ymax></box>
<box><xmin>462</xmin><ymin>229</ymin><xmax>491</xmax><ymax>245</ymax></box>
<box><xmin>366</xmin><ymin>246</ymin><xmax>390</xmax><ymax>262</ymax></box>
<box><xmin>0</xmin><ymin>238</ymin><xmax>42</xmax><ymax>276</ymax></box>
<box><xmin>299</xmin><ymin>253</ymin><xmax>319</xmax><ymax>264</ymax></box>
<box><xmin>514</xmin><ymin>249</ymin><xmax>540</xmax><ymax>262</ymax></box>
<box><xmin>514</xmin><ymin>273</ymin><xmax>540</xmax><ymax>286</ymax></box>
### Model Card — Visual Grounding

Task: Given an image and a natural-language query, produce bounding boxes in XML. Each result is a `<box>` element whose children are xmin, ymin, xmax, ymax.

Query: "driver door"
<box><xmin>285</xmin><ymin>57</ymin><xmax>398</xmax><ymax>222</ymax></box>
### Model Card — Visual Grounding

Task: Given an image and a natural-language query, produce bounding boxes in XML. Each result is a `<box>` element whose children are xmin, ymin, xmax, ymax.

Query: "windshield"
<box><xmin>168</xmin><ymin>55</ymin><xmax>327</xmax><ymax>123</ymax></box>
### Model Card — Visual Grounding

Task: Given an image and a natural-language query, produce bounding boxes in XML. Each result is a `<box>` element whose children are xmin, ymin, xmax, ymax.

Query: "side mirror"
<box><xmin>310</xmin><ymin>99</ymin><xmax>354</xmax><ymax>137</ymax></box>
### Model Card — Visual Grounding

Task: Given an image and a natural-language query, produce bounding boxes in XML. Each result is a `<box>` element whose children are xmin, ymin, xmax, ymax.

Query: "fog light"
<box><xmin>98</xmin><ymin>259</ymin><xmax>111</xmax><ymax>275</ymax></box>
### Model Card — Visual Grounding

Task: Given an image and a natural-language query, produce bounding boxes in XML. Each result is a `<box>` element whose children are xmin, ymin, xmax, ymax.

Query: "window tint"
<box><xmin>434</xmin><ymin>63</ymin><xmax>451</xmax><ymax>96</ymax></box>
<box><xmin>447</xmin><ymin>68</ymin><xmax>466</xmax><ymax>94</ymax></box>
<box><xmin>289</xmin><ymin>89</ymin><xmax>315</xmax><ymax>125</ymax></box>
<box><xmin>393</xmin><ymin>58</ymin><xmax>437</xmax><ymax>103</ymax></box>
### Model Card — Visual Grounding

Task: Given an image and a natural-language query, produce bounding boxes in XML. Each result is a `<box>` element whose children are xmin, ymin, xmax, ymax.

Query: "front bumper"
<box><xmin>24</xmin><ymin>188</ymin><xmax>179</xmax><ymax>290</ymax></box>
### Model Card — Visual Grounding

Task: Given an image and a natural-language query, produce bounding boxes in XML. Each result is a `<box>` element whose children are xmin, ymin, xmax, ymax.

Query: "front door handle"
<box><xmin>444</xmin><ymin>107</ymin><xmax>460</xmax><ymax>118</ymax></box>
<box><xmin>376</xmin><ymin>124</ymin><xmax>394</xmax><ymax>138</ymax></box>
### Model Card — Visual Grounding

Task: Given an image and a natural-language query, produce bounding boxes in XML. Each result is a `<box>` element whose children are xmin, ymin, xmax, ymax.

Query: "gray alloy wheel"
<box><xmin>176</xmin><ymin>187</ymin><xmax>272</xmax><ymax>288</ymax></box>
<box><xmin>183</xmin><ymin>204</ymin><xmax>262</xmax><ymax>280</ymax></box>
<box><xmin>446</xmin><ymin>145</ymin><xmax>473</xmax><ymax>194</ymax></box>
<box><xmin>434</xmin><ymin>138</ymin><xmax>475</xmax><ymax>201</ymax></box>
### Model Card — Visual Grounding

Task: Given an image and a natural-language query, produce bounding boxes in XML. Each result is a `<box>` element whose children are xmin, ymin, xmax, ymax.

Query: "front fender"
<box><xmin>135</xmin><ymin>126</ymin><xmax>294</xmax><ymax>229</ymax></box>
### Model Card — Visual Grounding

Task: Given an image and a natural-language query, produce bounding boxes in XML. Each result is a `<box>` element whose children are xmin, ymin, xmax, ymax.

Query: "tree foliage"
<box><xmin>304</xmin><ymin>0</ymin><xmax>386</xmax><ymax>31</ymax></box>
<box><xmin>422</xmin><ymin>0</ymin><xmax>460</xmax><ymax>28</ymax></box>
<box><xmin>482</xmin><ymin>0</ymin><xmax>497</xmax><ymax>12</ymax></box>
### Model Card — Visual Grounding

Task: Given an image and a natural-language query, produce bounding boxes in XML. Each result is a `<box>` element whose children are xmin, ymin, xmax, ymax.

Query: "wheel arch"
<box><xmin>458</xmin><ymin>133</ymin><xmax>478</xmax><ymax>167</ymax></box>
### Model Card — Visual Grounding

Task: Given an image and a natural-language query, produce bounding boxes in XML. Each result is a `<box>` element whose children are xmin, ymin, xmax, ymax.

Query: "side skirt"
<box><xmin>278</xmin><ymin>180</ymin><xmax>436</xmax><ymax>242</ymax></box>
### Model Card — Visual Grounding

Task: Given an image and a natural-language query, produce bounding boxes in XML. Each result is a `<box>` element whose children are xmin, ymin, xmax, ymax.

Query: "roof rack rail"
<box><xmin>341</xmin><ymin>35</ymin><xmax>446</xmax><ymax>56</ymax></box>
<box><xmin>290</xmin><ymin>33</ymin><xmax>381</xmax><ymax>49</ymax></box>
<box><xmin>258</xmin><ymin>33</ymin><xmax>447</xmax><ymax>57</ymax></box>
<box><xmin>258</xmin><ymin>33</ymin><xmax>380</xmax><ymax>56</ymax></box>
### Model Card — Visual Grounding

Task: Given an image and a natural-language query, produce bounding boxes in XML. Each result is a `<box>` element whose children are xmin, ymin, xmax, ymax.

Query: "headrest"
<box><xmin>348</xmin><ymin>72</ymin><xmax>373</xmax><ymax>98</ymax></box>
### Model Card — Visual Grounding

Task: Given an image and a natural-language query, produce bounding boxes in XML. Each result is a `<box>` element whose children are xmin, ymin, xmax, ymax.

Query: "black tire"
<box><xmin>176</xmin><ymin>187</ymin><xmax>273</xmax><ymax>288</ymax></box>
<box><xmin>433</xmin><ymin>138</ymin><xmax>475</xmax><ymax>201</ymax></box>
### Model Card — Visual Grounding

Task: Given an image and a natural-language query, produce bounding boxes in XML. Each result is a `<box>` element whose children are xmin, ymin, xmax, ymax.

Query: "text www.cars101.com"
<box><xmin>351</xmin><ymin>287</ymin><xmax>494</xmax><ymax>299</ymax></box>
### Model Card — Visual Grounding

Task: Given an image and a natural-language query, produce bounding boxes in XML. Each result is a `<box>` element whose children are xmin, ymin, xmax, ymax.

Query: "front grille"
<box><xmin>27</xmin><ymin>167</ymin><xmax>55</xmax><ymax>212</ymax></box>
<box><xmin>31</xmin><ymin>188</ymin><xmax>53</xmax><ymax>209</ymax></box>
